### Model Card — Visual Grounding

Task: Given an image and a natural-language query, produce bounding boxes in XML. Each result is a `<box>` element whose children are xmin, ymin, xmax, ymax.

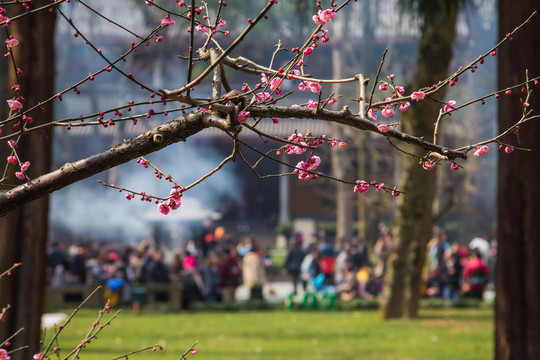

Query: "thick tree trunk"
<box><xmin>381</xmin><ymin>2</ymin><xmax>459</xmax><ymax>319</ymax></box>
<box><xmin>0</xmin><ymin>3</ymin><xmax>55</xmax><ymax>359</ymax></box>
<box><xmin>496</xmin><ymin>2</ymin><xmax>540</xmax><ymax>359</ymax></box>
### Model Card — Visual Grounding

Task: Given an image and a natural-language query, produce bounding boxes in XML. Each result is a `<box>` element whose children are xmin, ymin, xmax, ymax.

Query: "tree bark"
<box><xmin>381</xmin><ymin>2</ymin><xmax>459</xmax><ymax>319</ymax></box>
<box><xmin>496</xmin><ymin>2</ymin><xmax>540</xmax><ymax>359</ymax></box>
<box><xmin>0</xmin><ymin>3</ymin><xmax>55</xmax><ymax>359</ymax></box>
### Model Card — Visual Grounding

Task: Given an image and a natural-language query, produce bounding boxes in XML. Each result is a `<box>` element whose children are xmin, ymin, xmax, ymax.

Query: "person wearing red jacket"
<box><xmin>462</xmin><ymin>250</ymin><xmax>490</xmax><ymax>299</ymax></box>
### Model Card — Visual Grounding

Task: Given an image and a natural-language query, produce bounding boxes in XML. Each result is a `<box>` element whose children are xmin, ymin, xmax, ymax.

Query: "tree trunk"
<box><xmin>330</xmin><ymin>9</ymin><xmax>355</xmax><ymax>245</ymax></box>
<box><xmin>0</xmin><ymin>3</ymin><xmax>55</xmax><ymax>359</ymax></box>
<box><xmin>381</xmin><ymin>2</ymin><xmax>459</xmax><ymax>319</ymax></box>
<box><xmin>496</xmin><ymin>1</ymin><xmax>540</xmax><ymax>359</ymax></box>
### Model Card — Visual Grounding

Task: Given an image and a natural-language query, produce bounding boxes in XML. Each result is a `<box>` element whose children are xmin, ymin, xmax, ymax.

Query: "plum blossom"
<box><xmin>504</xmin><ymin>146</ymin><xmax>514</xmax><ymax>153</ymax></box>
<box><xmin>237</xmin><ymin>111</ymin><xmax>250</xmax><ymax>123</ymax></box>
<box><xmin>303</xmin><ymin>47</ymin><xmax>313</xmax><ymax>56</ymax></box>
<box><xmin>7</xmin><ymin>99</ymin><xmax>22</xmax><ymax>111</ymax></box>
<box><xmin>0</xmin><ymin>348</ymin><xmax>10</xmax><ymax>360</ymax></box>
<box><xmin>411</xmin><ymin>91</ymin><xmax>425</xmax><ymax>102</ymax></box>
<box><xmin>20</xmin><ymin>161</ymin><xmax>30</xmax><ymax>172</ymax></box>
<box><xmin>287</xmin><ymin>69</ymin><xmax>301</xmax><ymax>80</ymax></box>
<box><xmin>308</xmin><ymin>81</ymin><xmax>322</xmax><ymax>93</ymax></box>
<box><xmin>158</xmin><ymin>202</ymin><xmax>170</xmax><ymax>215</ymax></box>
<box><xmin>353</xmin><ymin>180</ymin><xmax>369</xmax><ymax>193</ymax></box>
<box><xmin>381</xmin><ymin>106</ymin><xmax>394</xmax><ymax>118</ymax></box>
<box><xmin>161</xmin><ymin>17</ymin><xmax>175</xmax><ymax>26</ymax></box>
<box><xmin>5</xmin><ymin>38</ymin><xmax>18</xmax><ymax>48</ymax></box>
<box><xmin>15</xmin><ymin>171</ymin><xmax>25</xmax><ymax>180</ymax></box>
<box><xmin>312</xmin><ymin>8</ymin><xmax>336</xmax><ymax>25</ymax></box>
<box><xmin>377</xmin><ymin>124</ymin><xmax>389</xmax><ymax>133</ymax></box>
<box><xmin>391</xmin><ymin>187</ymin><xmax>400</xmax><ymax>197</ymax></box>
<box><xmin>7</xmin><ymin>156</ymin><xmax>17</xmax><ymax>164</ymax></box>
<box><xmin>168</xmin><ymin>198</ymin><xmax>181</xmax><ymax>210</ymax></box>
<box><xmin>298</xmin><ymin>81</ymin><xmax>309</xmax><ymax>91</ymax></box>
<box><xmin>399</xmin><ymin>102</ymin><xmax>410</xmax><ymax>112</ymax></box>
<box><xmin>305</xmin><ymin>100</ymin><xmax>318</xmax><ymax>108</ymax></box>
<box><xmin>0</xmin><ymin>14</ymin><xmax>10</xmax><ymax>27</ymax></box>
<box><xmin>367</xmin><ymin>108</ymin><xmax>377</xmax><ymax>120</ymax></box>
<box><xmin>450</xmin><ymin>163</ymin><xmax>460</xmax><ymax>170</ymax></box>
<box><xmin>196</xmin><ymin>24</ymin><xmax>207</xmax><ymax>32</ymax></box>
<box><xmin>422</xmin><ymin>160</ymin><xmax>436</xmax><ymax>170</ymax></box>
<box><xmin>285</xmin><ymin>133</ymin><xmax>308</xmax><ymax>155</ymax></box>
<box><xmin>379</xmin><ymin>83</ymin><xmax>388</xmax><ymax>91</ymax></box>
<box><xmin>444</xmin><ymin>100</ymin><xmax>456</xmax><ymax>113</ymax></box>
<box><xmin>328</xmin><ymin>98</ymin><xmax>338</xmax><ymax>105</ymax></box>
<box><xmin>269</xmin><ymin>77</ymin><xmax>283</xmax><ymax>94</ymax></box>
<box><xmin>473</xmin><ymin>145</ymin><xmax>489</xmax><ymax>157</ymax></box>
<box><xmin>376</xmin><ymin>183</ymin><xmax>385</xmax><ymax>192</ymax></box>
<box><xmin>294</xmin><ymin>156</ymin><xmax>321</xmax><ymax>181</ymax></box>
<box><xmin>395</xmin><ymin>86</ymin><xmax>405</xmax><ymax>94</ymax></box>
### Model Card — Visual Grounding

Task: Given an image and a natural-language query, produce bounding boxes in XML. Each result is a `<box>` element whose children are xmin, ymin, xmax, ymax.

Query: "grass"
<box><xmin>44</xmin><ymin>307</ymin><xmax>493</xmax><ymax>360</ymax></box>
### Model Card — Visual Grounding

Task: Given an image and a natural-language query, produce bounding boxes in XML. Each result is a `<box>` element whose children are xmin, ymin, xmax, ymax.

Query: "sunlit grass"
<box><xmin>46</xmin><ymin>307</ymin><xmax>493</xmax><ymax>360</ymax></box>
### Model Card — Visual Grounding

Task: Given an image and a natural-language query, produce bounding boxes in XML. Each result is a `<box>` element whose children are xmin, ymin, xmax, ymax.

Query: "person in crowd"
<box><xmin>142</xmin><ymin>250</ymin><xmax>170</xmax><ymax>284</ymax></box>
<box><xmin>218</xmin><ymin>246</ymin><xmax>242</xmax><ymax>302</ymax></box>
<box><xmin>334</xmin><ymin>239</ymin><xmax>351</xmax><ymax>284</ymax></box>
<box><xmin>462</xmin><ymin>250</ymin><xmax>490</xmax><ymax>299</ymax></box>
<box><xmin>242</xmin><ymin>240</ymin><xmax>269</xmax><ymax>300</ymax></box>
<box><xmin>443</xmin><ymin>243</ymin><xmax>463</xmax><ymax>300</ymax></box>
<box><xmin>335</xmin><ymin>263</ymin><xmax>359</xmax><ymax>301</ymax></box>
<box><xmin>427</xmin><ymin>229</ymin><xmax>450</xmax><ymax>297</ymax></box>
<box><xmin>350</xmin><ymin>237</ymin><xmax>370</xmax><ymax>271</ymax></box>
<box><xmin>200</xmin><ymin>252</ymin><xmax>221</xmax><ymax>302</ymax></box>
<box><xmin>284</xmin><ymin>238</ymin><xmax>306</xmax><ymax>296</ymax></box>
<box><xmin>300</xmin><ymin>244</ymin><xmax>318</xmax><ymax>293</ymax></box>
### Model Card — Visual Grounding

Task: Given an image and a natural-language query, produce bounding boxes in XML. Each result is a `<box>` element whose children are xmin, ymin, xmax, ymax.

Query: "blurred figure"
<box><xmin>284</xmin><ymin>238</ymin><xmax>306</xmax><ymax>296</ymax></box>
<box><xmin>242</xmin><ymin>241</ymin><xmax>268</xmax><ymax>300</ymax></box>
<box><xmin>462</xmin><ymin>250</ymin><xmax>489</xmax><ymax>299</ymax></box>
<box><xmin>218</xmin><ymin>246</ymin><xmax>242</xmax><ymax>302</ymax></box>
<box><xmin>143</xmin><ymin>250</ymin><xmax>169</xmax><ymax>284</ymax></box>
<box><xmin>336</xmin><ymin>263</ymin><xmax>358</xmax><ymax>301</ymax></box>
<box><xmin>201</xmin><ymin>252</ymin><xmax>222</xmax><ymax>302</ymax></box>
<box><xmin>443</xmin><ymin>243</ymin><xmax>463</xmax><ymax>300</ymax></box>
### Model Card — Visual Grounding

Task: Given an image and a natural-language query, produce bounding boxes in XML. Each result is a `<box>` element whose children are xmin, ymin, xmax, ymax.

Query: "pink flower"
<box><xmin>308</xmin><ymin>81</ymin><xmax>322</xmax><ymax>93</ymax></box>
<box><xmin>473</xmin><ymin>145</ymin><xmax>489</xmax><ymax>157</ymax></box>
<box><xmin>395</xmin><ymin>86</ymin><xmax>405</xmax><ymax>94</ymax></box>
<box><xmin>376</xmin><ymin>183</ymin><xmax>385</xmax><ymax>192</ymax></box>
<box><xmin>168</xmin><ymin>198</ymin><xmax>181</xmax><ymax>210</ymax></box>
<box><xmin>368</xmin><ymin>108</ymin><xmax>377</xmax><ymax>120</ymax></box>
<box><xmin>217</xmin><ymin>20</ymin><xmax>227</xmax><ymax>28</ymax></box>
<box><xmin>237</xmin><ymin>111</ymin><xmax>250</xmax><ymax>123</ymax></box>
<box><xmin>381</xmin><ymin>106</ymin><xmax>394</xmax><ymax>118</ymax></box>
<box><xmin>306</xmin><ymin>100</ymin><xmax>318</xmax><ymax>108</ymax></box>
<box><xmin>313</xmin><ymin>9</ymin><xmax>336</xmax><ymax>24</ymax></box>
<box><xmin>191</xmin><ymin>350</ymin><xmax>198</xmax><ymax>355</ymax></box>
<box><xmin>391</xmin><ymin>187</ymin><xmax>400</xmax><ymax>197</ymax></box>
<box><xmin>378</xmin><ymin>124</ymin><xmax>389</xmax><ymax>133</ymax></box>
<box><xmin>272</xmin><ymin>118</ymin><xmax>279</xmax><ymax>124</ymax></box>
<box><xmin>379</xmin><ymin>83</ymin><xmax>388</xmax><ymax>91</ymax></box>
<box><xmin>411</xmin><ymin>91</ymin><xmax>425</xmax><ymax>102</ymax></box>
<box><xmin>353</xmin><ymin>180</ymin><xmax>369</xmax><ymax>193</ymax></box>
<box><xmin>328</xmin><ymin>98</ymin><xmax>338</xmax><ymax>105</ymax></box>
<box><xmin>303</xmin><ymin>47</ymin><xmax>313</xmax><ymax>56</ymax></box>
<box><xmin>450</xmin><ymin>163</ymin><xmax>460</xmax><ymax>170</ymax></box>
<box><xmin>287</xmin><ymin>70</ymin><xmax>300</xmax><ymax>80</ymax></box>
<box><xmin>504</xmin><ymin>146</ymin><xmax>514</xmax><ymax>153</ymax></box>
<box><xmin>20</xmin><ymin>161</ymin><xmax>30</xmax><ymax>172</ymax></box>
<box><xmin>422</xmin><ymin>160</ymin><xmax>436</xmax><ymax>170</ymax></box>
<box><xmin>5</xmin><ymin>38</ymin><xmax>19</xmax><ymax>48</ymax></box>
<box><xmin>0</xmin><ymin>348</ymin><xmax>11</xmax><ymax>360</ymax></box>
<box><xmin>298</xmin><ymin>81</ymin><xmax>309</xmax><ymax>91</ymax></box>
<box><xmin>196</xmin><ymin>24</ymin><xmax>207</xmax><ymax>32</ymax></box>
<box><xmin>269</xmin><ymin>77</ymin><xmax>282</xmax><ymax>93</ymax></box>
<box><xmin>158</xmin><ymin>202</ymin><xmax>170</xmax><ymax>215</ymax></box>
<box><xmin>0</xmin><ymin>15</ymin><xmax>11</xmax><ymax>27</ymax></box>
<box><xmin>170</xmin><ymin>187</ymin><xmax>183</xmax><ymax>201</ymax></box>
<box><xmin>444</xmin><ymin>100</ymin><xmax>456</xmax><ymax>113</ymax></box>
<box><xmin>7</xmin><ymin>99</ymin><xmax>22</xmax><ymax>111</ymax></box>
<box><xmin>7</xmin><ymin>156</ymin><xmax>17</xmax><ymax>165</ymax></box>
<box><xmin>399</xmin><ymin>102</ymin><xmax>410</xmax><ymax>112</ymax></box>
<box><xmin>161</xmin><ymin>17</ymin><xmax>175</xmax><ymax>26</ymax></box>
<box><xmin>338</xmin><ymin>142</ymin><xmax>347</xmax><ymax>148</ymax></box>
<box><xmin>15</xmin><ymin>171</ymin><xmax>25</xmax><ymax>180</ymax></box>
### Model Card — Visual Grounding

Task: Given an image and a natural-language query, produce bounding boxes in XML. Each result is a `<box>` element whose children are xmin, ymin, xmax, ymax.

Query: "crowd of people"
<box><xmin>46</xmin><ymin>222</ymin><xmax>496</xmax><ymax>309</ymax></box>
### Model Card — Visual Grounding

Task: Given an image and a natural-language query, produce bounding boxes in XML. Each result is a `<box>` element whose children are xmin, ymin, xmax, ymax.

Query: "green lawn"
<box><xmin>45</xmin><ymin>308</ymin><xmax>493</xmax><ymax>360</ymax></box>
